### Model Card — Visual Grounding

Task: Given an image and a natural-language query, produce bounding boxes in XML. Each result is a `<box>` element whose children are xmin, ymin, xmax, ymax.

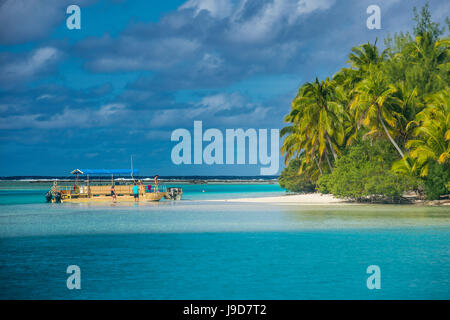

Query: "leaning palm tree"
<box><xmin>350</xmin><ymin>67</ymin><xmax>406</xmax><ymax>159</ymax></box>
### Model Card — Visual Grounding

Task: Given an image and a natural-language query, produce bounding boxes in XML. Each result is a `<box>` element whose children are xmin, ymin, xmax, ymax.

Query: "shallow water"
<box><xmin>0</xmin><ymin>182</ymin><xmax>285</xmax><ymax>205</ymax></box>
<box><xmin>0</xmin><ymin>182</ymin><xmax>449</xmax><ymax>299</ymax></box>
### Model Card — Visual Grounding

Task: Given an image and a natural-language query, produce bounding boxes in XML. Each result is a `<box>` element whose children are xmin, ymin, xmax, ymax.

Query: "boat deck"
<box><xmin>60</xmin><ymin>192</ymin><xmax>167</xmax><ymax>203</ymax></box>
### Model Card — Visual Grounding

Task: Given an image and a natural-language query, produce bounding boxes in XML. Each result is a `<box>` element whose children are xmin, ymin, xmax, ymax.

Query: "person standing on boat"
<box><xmin>154</xmin><ymin>175</ymin><xmax>159</xmax><ymax>192</ymax></box>
<box><xmin>132</xmin><ymin>183</ymin><xmax>139</xmax><ymax>202</ymax></box>
<box><xmin>110</xmin><ymin>185</ymin><xmax>117</xmax><ymax>202</ymax></box>
<box><xmin>138</xmin><ymin>180</ymin><xmax>144</xmax><ymax>194</ymax></box>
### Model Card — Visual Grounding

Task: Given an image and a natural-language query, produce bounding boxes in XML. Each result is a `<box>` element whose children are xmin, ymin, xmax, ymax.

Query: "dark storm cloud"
<box><xmin>0</xmin><ymin>0</ymin><xmax>97</xmax><ymax>45</ymax></box>
<box><xmin>73</xmin><ymin>0</ymin><xmax>445</xmax><ymax>94</ymax></box>
<box><xmin>75</xmin><ymin>0</ymin><xmax>336</xmax><ymax>80</ymax></box>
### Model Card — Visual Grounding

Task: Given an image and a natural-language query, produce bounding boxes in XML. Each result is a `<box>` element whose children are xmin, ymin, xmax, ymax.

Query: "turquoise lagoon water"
<box><xmin>0</xmin><ymin>181</ymin><xmax>449</xmax><ymax>299</ymax></box>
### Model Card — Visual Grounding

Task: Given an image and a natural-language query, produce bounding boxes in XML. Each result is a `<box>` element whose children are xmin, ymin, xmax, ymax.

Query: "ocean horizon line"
<box><xmin>0</xmin><ymin>175</ymin><xmax>280</xmax><ymax>182</ymax></box>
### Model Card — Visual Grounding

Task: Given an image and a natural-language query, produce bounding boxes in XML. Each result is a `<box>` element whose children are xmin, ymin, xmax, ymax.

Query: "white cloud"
<box><xmin>85</xmin><ymin>37</ymin><xmax>200</xmax><ymax>72</ymax></box>
<box><xmin>197</xmin><ymin>53</ymin><xmax>224</xmax><ymax>72</ymax></box>
<box><xmin>1</xmin><ymin>47</ymin><xmax>60</xmax><ymax>84</ymax></box>
<box><xmin>36</xmin><ymin>94</ymin><xmax>55</xmax><ymax>101</ymax></box>
<box><xmin>148</xmin><ymin>92</ymin><xmax>272</xmax><ymax>128</ymax></box>
<box><xmin>179</xmin><ymin>0</ymin><xmax>234</xmax><ymax>18</ymax></box>
<box><xmin>0</xmin><ymin>103</ymin><xmax>127</xmax><ymax>130</ymax></box>
<box><xmin>296</xmin><ymin>0</ymin><xmax>335</xmax><ymax>15</ymax></box>
<box><xmin>97</xmin><ymin>103</ymin><xmax>126</xmax><ymax>117</ymax></box>
<box><xmin>226</xmin><ymin>0</ymin><xmax>335</xmax><ymax>44</ymax></box>
<box><xmin>194</xmin><ymin>92</ymin><xmax>247</xmax><ymax>114</ymax></box>
<box><xmin>145</xmin><ymin>130</ymin><xmax>171</xmax><ymax>140</ymax></box>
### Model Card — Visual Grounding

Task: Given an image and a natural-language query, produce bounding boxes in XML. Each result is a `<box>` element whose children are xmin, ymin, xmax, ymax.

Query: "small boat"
<box><xmin>165</xmin><ymin>187</ymin><xmax>183</xmax><ymax>200</ymax></box>
<box><xmin>45</xmin><ymin>169</ymin><xmax>181</xmax><ymax>203</ymax></box>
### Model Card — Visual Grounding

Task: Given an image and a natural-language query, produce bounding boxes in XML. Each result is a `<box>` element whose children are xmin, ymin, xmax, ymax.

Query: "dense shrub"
<box><xmin>317</xmin><ymin>140</ymin><xmax>418</xmax><ymax>202</ymax></box>
<box><xmin>278</xmin><ymin>159</ymin><xmax>315</xmax><ymax>193</ymax></box>
<box><xmin>423</xmin><ymin>162</ymin><xmax>450</xmax><ymax>200</ymax></box>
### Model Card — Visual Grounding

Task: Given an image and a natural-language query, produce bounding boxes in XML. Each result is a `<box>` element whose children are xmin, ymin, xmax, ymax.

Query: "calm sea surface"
<box><xmin>0</xmin><ymin>181</ymin><xmax>449</xmax><ymax>299</ymax></box>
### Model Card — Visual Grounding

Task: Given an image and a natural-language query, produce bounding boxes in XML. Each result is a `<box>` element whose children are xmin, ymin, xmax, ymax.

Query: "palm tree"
<box><xmin>281</xmin><ymin>78</ymin><xmax>345</xmax><ymax>175</ymax></box>
<box><xmin>350</xmin><ymin>67</ymin><xmax>406</xmax><ymax>159</ymax></box>
<box><xmin>332</xmin><ymin>83</ymin><xmax>358</xmax><ymax>147</ymax></box>
<box><xmin>406</xmin><ymin>32</ymin><xmax>449</xmax><ymax>96</ymax></box>
<box><xmin>335</xmin><ymin>41</ymin><xmax>395</xmax><ymax>149</ymax></box>
<box><xmin>296</xmin><ymin>78</ymin><xmax>344</xmax><ymax>159</ymax></box>
<box><xmin>402</xmin><ymin>90</ymin><xmax>449</xmax><ymax>176</ymax></box>
<box><xmin>280</xmin><ymin>125</ymin><xmax>303</xmax><ymax>166</ymax></box>
<box><xmin>334</xmin><ymin>40</ymin><xmax>388</xmax><ymax>90</ymax></box>
<box><xmin>392</xmin><ymin>82</ymin><xmax>421</xmax><ymax>146</ymax></box>
<box><xmin>348</xmin><ymin>40</ymin><xmax>387</xmax><ymax>72</ymax></box>
<box><xmin>280</xmin><ymin>120</ymin><xmax>329</xmax><ymax>176</ymax></box>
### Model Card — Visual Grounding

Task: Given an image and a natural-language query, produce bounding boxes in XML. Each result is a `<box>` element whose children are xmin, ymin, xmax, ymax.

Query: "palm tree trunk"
<box><xmin>377</xmin><ymin>110</ymin><xmax>405</xmax><ymax>158</ymax></box>
<box><xmin>326</xmin><ymin>133</ymin><xmax>338</xmax><ymax>160</ymax></box>
<box><xmin>325</xmin><ymin>152</ymin><xmax>333</xmax><ymax>172</ymax></box>
<box><xmin>314</xmin><ymin>157</ymin><xmax>323</xmax><ymax>175</ymax></box>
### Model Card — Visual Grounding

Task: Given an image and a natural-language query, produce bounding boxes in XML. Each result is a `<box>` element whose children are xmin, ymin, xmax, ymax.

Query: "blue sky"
<box><xmin>0</xmin><ymin>0</ymin><xmax>448</xmax><ymax>176</ymax></box>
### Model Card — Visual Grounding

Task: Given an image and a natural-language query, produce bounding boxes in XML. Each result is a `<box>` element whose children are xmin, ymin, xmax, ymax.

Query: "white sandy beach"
<box><xmin>206</xmin><ymin>193</ymin><xmax>349</xmax><ymax>205</ymax></box>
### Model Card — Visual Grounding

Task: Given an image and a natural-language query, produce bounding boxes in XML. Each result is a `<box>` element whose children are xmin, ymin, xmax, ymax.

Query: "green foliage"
<box><xmin>316</xmin><ymin>173</ymin><xmax>332</xmax><ymax>194</ymax></box>
<box><xmin>403</xmin><ymin>90</ymin><xmax>449</xmax><ymax>176</ymax></box>
<box><xmin>279</xmin><ymin>159</ymin><xmax>315</xmax><ymax>193</ymax></box>
<box><xmin>280</xmin><ymin>4</ymin><xmax>449</xmax><ymax>201</ymax></box>
<box><xmin>317</xmin><ymin>141</ymin><xmax>418</xmax><ymax>202</ymax></box>
<box><xmin>423</xmin><ymin>162</ymin><xmax>450</xmax><ymax>200</ymax></box>
<box><xmin>413</xmin><ymin>3</ymin><xmax>445</xmax><ymax>40</ymax></box>
<box><xmin>280</xmin><ymin>77</ymin><xmax>344</xmax><ymax>178</ymax></box>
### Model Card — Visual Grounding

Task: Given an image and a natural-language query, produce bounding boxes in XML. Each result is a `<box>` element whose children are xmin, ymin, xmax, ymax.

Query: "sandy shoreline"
<box><xmin>205</xmin><ymin>193</ymin><xmax>351</xmax><ymax>205</ymax></box>
<box><xmin>205</xmin><ymin>193</ymin><xmax>450</xmax><ymax>206</ymax></box>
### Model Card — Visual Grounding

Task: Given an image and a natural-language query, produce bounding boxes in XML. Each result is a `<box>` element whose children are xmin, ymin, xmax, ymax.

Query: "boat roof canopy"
<box><xmin>71</xmin><ymin>169</ymin><xmax>139</xmax><ymax>175</ymax></box>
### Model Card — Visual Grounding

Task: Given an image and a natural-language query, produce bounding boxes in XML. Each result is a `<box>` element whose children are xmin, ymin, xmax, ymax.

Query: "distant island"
<box><xmin>0</xmin><ymin>176</ymin><xmax>279</xmax><ymax>184</ymax></box>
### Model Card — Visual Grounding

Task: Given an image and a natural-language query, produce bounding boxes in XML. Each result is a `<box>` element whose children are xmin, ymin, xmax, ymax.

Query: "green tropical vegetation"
<box><xmin>279</xmin><ymin>4</ymin><xmax>449</xmax><ymax>202</ymax></box>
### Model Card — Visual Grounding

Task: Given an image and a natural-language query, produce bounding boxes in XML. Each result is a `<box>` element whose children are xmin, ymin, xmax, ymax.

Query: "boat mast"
<box><xmin>131</xmin><ymin>155</ymin><xmax>134</xmax><ymax>182</ymax></box>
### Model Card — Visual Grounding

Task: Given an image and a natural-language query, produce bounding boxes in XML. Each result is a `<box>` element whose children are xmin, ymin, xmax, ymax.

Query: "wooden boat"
<box><xmin>46</xmin><ymin>168</ymin><xmax>177</xmax><ymax>203</ymax></box>
<box><xmin>54</xmin><ymin>184</ymin><xmax>167</xmax><ymax>203</ymax></box>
